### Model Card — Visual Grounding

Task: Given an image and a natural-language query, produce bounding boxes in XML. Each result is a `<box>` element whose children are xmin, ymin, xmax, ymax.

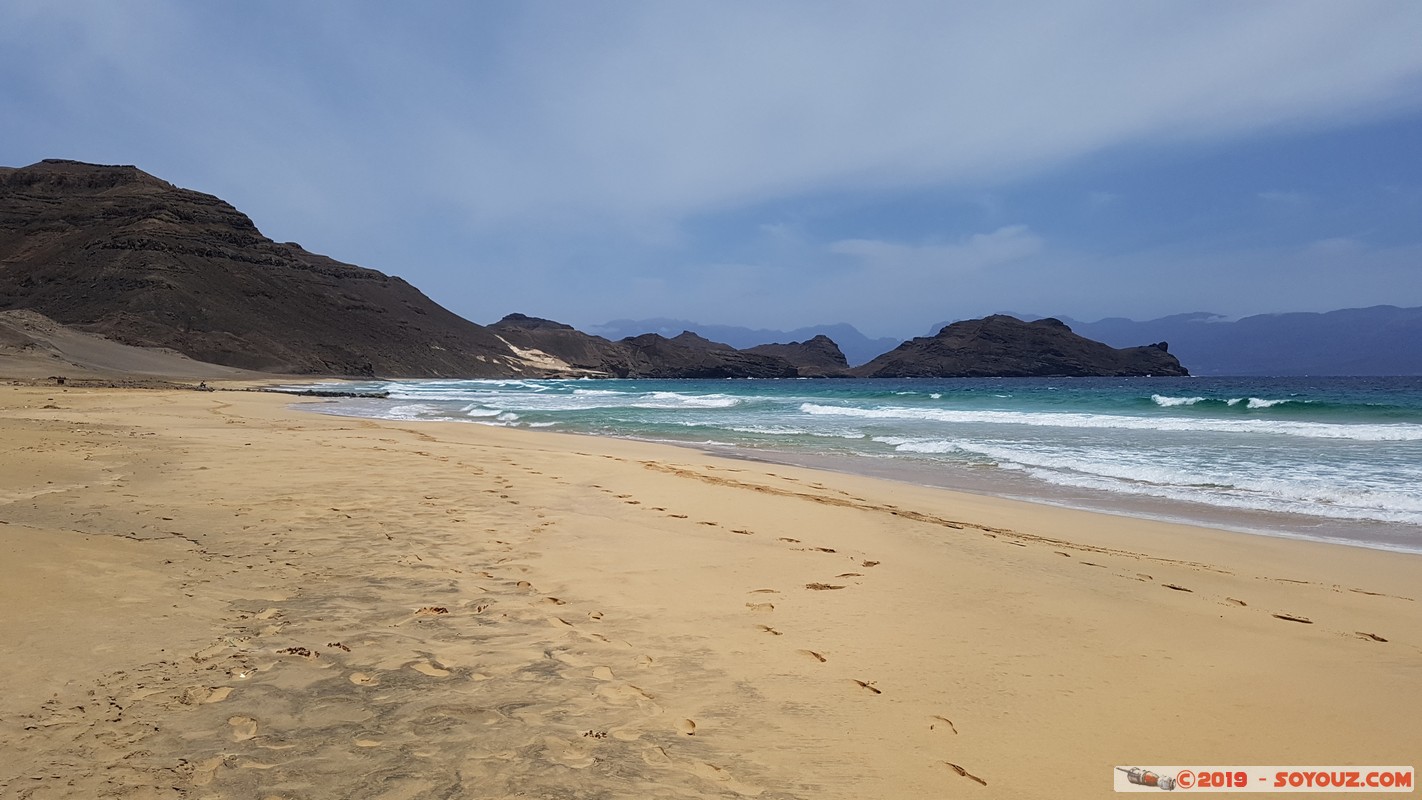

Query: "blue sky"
<box><xmin>4</xmin><ymin>1</ymin><xmax>1421</xmax><ymax>338</ymax></box>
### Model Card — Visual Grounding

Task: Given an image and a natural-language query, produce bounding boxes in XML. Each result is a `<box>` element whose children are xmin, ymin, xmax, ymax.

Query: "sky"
<box><xmin>3</xmin><ymin>1</ymin><xmax>1421</xmax><ymax>339</ymax></box>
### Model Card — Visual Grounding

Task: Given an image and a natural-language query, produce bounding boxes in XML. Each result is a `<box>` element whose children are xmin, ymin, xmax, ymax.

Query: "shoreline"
<box><xmin>4</xmin><ymin>385</ymin><xmax>1419</xmax><ymax>798</ymax></box>
<box><xmin>292</xmin><ymin>394</ymin><xmax>1422</xmax><ymax>557</ymax></box>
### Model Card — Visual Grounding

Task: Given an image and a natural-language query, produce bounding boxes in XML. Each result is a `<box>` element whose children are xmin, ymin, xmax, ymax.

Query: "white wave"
<box><xmin>878</xmin><ymin>437</ymin><xmax>1422</xmax><ymax>526</ymax></box>
<box><xmin>629</xmin><ymin>392</ymin><xmax>741</xmax><ymax>409</ymax></box>
<box><xmin>461</xmin><ymin>404</ymin><xmax>502</xmax><ymax>417</ymax></box>
<box><xmin>496</xmin><ymin>412</ymin><xmax>520</xmax><ymax>422</ymax></box>
<box><xmin>379</xmin><ymin>403</ymin><xmax>438</xmax><ymax>420</ymax></box>
<box><xmin>1246</xmin><ymin>397</ymin><xmax>1294</xmax><ymax>409</ymax></box>
<box><xmin>1152</xmin><ymin>394</ymin><xmax>1205</xmax><ymax>407</ymax></box>
<box><xmin>733</xmin><ymin>425</ymin><xmax>867</xmax><ymax>439</ymax></box>
<box><xmin>801</xmin><ymin>403</ymin><xmax>1422</xmax><ymax>442</ymax></box>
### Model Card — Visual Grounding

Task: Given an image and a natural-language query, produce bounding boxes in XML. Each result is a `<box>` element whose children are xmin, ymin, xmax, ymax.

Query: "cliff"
<box><xmin>0</xmin><ymin>159</ymin><xmax>529</xmax><ymax>377</ymax></box>
<box><xmin>853</xmin><ymin>315</ymin><xmax>1188</xmax><ymax>378</ymax></box>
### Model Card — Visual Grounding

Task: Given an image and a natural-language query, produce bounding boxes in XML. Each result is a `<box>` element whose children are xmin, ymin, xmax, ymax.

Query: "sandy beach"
<box><xmin>1</xmin><ymin>382</ymin><xmax>1418</xmax><ymax>798</ymax></box>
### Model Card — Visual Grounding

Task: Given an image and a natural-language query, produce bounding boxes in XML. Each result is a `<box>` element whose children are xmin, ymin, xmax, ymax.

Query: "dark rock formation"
<box><xmin>490</xmin><ymin>315</ymin><xmax>816</xmax><ymax>379</ymax></box>
<box><xmin>852</xmin><ymin>315</ymin><xmax>1188</xmax><ymax>378</ymax></box>
<box><xmin>746</xmin><ymin>335</ymin><xmax>850</xmax><ymax>377</ymax></box>
<box><xmin>617</xmin><ymin>332</ymin><xmax>800</xmax><ymax>379</ymax></box>
<box><xmin>0</xmin><ymin>159</ymin><xmax>530</xmax><ymax>377</ymax></box>
<box><xmin>488</xmin><ymin>313</ymin><xmax>640</xmax><ymax>377</ymax></box>
<box><xmin>591</xmin><ymin>318</ymin><xmax>900</xmax><ymax>366</ymax></box>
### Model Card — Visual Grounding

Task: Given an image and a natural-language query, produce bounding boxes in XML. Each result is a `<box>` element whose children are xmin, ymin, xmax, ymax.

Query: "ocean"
<box><xmin>282</xmin><ymin>376</ymin><xmax>1422</xmax><ymax>554</ymax></box>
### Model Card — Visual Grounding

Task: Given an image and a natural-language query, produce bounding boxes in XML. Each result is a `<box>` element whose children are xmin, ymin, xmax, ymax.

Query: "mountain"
<box><xmin>1059</xmin><ymin>307</ymin><xmax>1422</xmax><ymax>376</ymax></box>
<box><xmin>589</xmin><ymin>318</ymin><xmax>899</xmax><ymax>367</ymax></box>
<box><xmin>854</xmin><ymin>315</ymin><xmax>1187</xmax><ymax>378</ymax></box>
<box><xmin>745</xmin><ymin>335</ymin><xmax>851</xmax><ymax>377</ymax></box>
<box><xmin>488</xmin><ymin>313</ymin><xmax>637</xmax><ymax>377</ymax></box>
<box><xmin>0</xmin><ymin>159</ymin><xmax>536</xmax><ymax>377</ymax></box>
<box><xmin>490</xmin><ymin>314</ymin><xmax>805</xmax><ymax>378</ymax></box>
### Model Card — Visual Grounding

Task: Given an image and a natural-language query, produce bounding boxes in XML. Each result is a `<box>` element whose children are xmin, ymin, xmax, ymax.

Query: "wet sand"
<box><xmin>2</xmin><ymin>384</ymin><xmax>1419</xmax><ymax>798</ymax></box>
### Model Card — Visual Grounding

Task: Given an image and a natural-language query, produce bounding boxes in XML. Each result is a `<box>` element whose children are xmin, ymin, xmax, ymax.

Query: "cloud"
<box><xmin>4</xmin><ymin>1</ymin><xmax>1421</xmax><ymax>333</ymax></box>
<box><xmin>829</xmin><ymin>225</ymin><xmax>1045</xmax><ymax>273</ymax></box>
<box><xmin>8</xmin><ymin>1</ymin><xmax>1422</xmax><ymax>233</ymax></box>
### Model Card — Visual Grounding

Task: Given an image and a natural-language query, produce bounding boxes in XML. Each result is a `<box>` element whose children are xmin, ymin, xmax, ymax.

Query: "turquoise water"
<box><xmin>285</xmin><ymin>376</ymin><xmax>1422</xmax><ymax>553</ymax></box>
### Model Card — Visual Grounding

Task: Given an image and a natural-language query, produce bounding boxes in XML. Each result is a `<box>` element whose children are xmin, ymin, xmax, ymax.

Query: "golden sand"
<box><xmin>1</xmin><ymin>385</ymin><xmax>1418</xmax><ymax>798</ymax></box>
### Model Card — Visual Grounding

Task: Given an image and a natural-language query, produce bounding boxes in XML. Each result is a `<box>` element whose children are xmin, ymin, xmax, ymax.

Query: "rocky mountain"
<box><xmin>746</xmin><ymin>335</ymin><xmax>850</xmax><ymax>377</ymax></box>
<box><xmin>487</xmin><ymin>313</ymin><xmax>638</xmax><ymax>377</ymax></box>
<box><xmin>0</xmin><ymin>159</ymin><xmax>539</xmax><ymax>377</ymax></box>
<box><xmin>489</xmin><ymin>315</ymin><xmax>806</xmax><ymax>378</ymax></box>
<box><xmin>0</xmin><ymin>159</ymin><xmax>1201</xmax><ymax>382</ymax></box>
<box><xmin>855</xmin><ymin>315</ymin><xmax>1187</xmax><ymax>378</ymax></box>
<box><xmin>1058</xmin><ymin>307</ymin><xmax>1422</xmax><ymax>376</ymax></box>
<box><xmin>590</xmin><ymin>318</ymin><xmax>899</xmax><ymax>367</ymax></box>
<box><xmin>616</xmin><ymin>331</ymin><xmax>799</xmax><ymax>378</ymax></box>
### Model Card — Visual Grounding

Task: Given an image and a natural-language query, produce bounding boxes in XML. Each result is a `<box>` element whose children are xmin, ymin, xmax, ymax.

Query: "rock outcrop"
<box><xmin>746</xmin><ymin>335</ymin><xmax>851</xmax><ymax>377</ymax></box>
<box><xmin>852</xmin><ymin>315</ymin><xmax>1188</xmax><ymax>378</ymax></box>
<box><xmin>0</xmin><ymin>159</ymin><xmax>530</xmax><ymax>377</ymax></box>
<box><xmin>617</xmin><ymin>332</ymin><xmax>800</xmax><ymax>379</ymax></box>
<box><xmin>488</xmin><ymin>313</ymin><xmax>639</xmax><ymax>377</ymax></box>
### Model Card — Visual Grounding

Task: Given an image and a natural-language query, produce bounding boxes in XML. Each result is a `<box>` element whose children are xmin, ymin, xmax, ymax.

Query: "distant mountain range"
<box><xmin>4</xmin><ymin>159</ymin><xmax>1174</xmax><ymax>380</ymax></box>
<box><xmin>2</xmin><ymin>159</ymin><xmax>1411</xmax><ymax>379</ymax></box>
<box><xmin>610</xmin><ymin>306</ymin><xmax>1422</xmax><ymax>376</ymax></box>
<box><xmin>1052</xmin><ymin>308</ymin><xmax>1422</xmax><ymax>376</ymax></box>
<box><xmin>589</xmin><ymin>319</ymin><xmax>900</xmax><ymax>367</ymax></box>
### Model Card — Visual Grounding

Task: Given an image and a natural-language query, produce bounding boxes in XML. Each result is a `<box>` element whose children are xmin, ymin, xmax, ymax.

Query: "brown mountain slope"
<box><xmin>746</xmin><ymin>335</ymin><xmax>851</xmax><ymax>377</ymax></box>
<box><xmin>853</xmin><ymin>315</ymin><xmax>1188</xmax><ymax>377</ymax></box>
<box><xmin>0</xmin><ymin>159</ymin><xmax>529</xmax><ymax>377</ymax></box>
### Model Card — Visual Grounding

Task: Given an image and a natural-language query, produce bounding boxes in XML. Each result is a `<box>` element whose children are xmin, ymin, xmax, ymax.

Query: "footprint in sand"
<box><xmin>349</xmin><ymin>672</ymin><xmax>379</xmax><ymax>686</ymax></box>
<box><xmin>798</xmin><ymin>649</ymin><xmax>827</xmax><ymax>662</ymax></box>
<box><xmin>592</xmin><ymin>666</ymin><xmax>616</xmax><ymax>681</ymax></box>
<box><xmin>597</xmin><ymin>683</ymin><xmax>663</xmax><ymax>715</ymax></box>
<box><xmin>191</xmin><ymin>755</ymin><xmax>226</xmax><ymax>786</ymax></box>
<box><xmin>543</xmin><ymin>736</ymin><xmax>597</xmax><ymax>769</ymax></box>
<box><xmin>180</xmin><ymin>685</ymin><xmax>234</xmax><ymax>705</ymax></box>
<box><xmin>411</xmin><ymin>661</ymin><xmax>451</xmax><ymax>678</ymax></box>
<box><xmin>228</xmin><ymin>715</ymin><xmax>259</xmax><ymax>741</ymax></box>
<box><xmin>930</xmin><ymin>714</ymin><xmax>958</xmax><ymax>734</ymax></box>
<box><xmin>677</xmin><ymin>718</ymin><xmax>697</xmax><ymax>735</ymax></box>
<box><xmin>745</xmin><ymin>602</ymin><xmax>774</xmax><ymax>613</ymax></box>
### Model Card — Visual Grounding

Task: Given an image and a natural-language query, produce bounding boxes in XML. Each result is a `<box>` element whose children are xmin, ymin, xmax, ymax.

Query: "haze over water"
<box><xmin>291</xmin><ymin>376</ymin><xmax>1422</xmax><ymax>554</ymax></box>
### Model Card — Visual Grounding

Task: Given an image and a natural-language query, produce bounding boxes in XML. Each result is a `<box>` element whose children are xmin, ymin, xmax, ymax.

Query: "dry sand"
<box><xmin>1</xmin><ymin>384</ymin><xmax>1418</xmax><ymax>798</ymax></box>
